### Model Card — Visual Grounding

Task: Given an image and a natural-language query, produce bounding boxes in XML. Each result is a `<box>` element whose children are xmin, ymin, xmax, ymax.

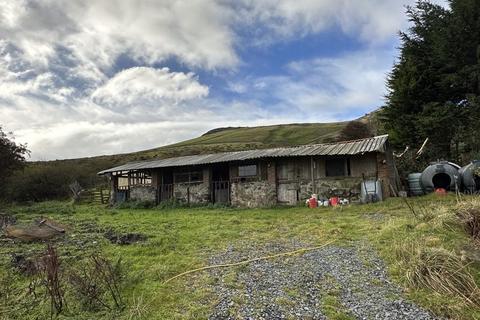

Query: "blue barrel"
<box><xmin>408</xmin><ymin>173</ymin><xmax>424</xmax><ymax>196</ymax></box>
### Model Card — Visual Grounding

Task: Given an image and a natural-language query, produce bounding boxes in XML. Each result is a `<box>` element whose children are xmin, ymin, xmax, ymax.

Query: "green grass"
<box><xmin>1</xmin><ymin>195</ymin><xmax>479</xmax><ymax>319</ymax></box>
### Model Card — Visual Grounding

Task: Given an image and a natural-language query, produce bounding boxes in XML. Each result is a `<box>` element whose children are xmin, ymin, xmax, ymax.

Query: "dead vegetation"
<box><xmin>4</xmin><ymin>245</ymin><xmax>127</xmax><ymax>318</ymax></box>
<box><xmin>69</xmin><ymin>254</ymin><xmax>125</xmax><ymax>312</ymax></box>
<box><xmin>457</xmin><ymin>199</ymin><xmax>480</xmax><ymax>241</ymax></box>
<box><xmin>42</xmin><ymin>245</ymin><xmax>65</xmax><ymax>316</ymax></box>
<box><xmin>405</xmin><ymin>247</ymin><xmax>480</xmax><ymax>307</ymax></box>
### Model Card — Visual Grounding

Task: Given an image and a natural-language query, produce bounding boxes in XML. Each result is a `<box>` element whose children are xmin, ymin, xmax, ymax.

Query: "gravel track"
<box><xmin>207</xmin><ymin>241</ymin><xmax>438</xmax><ymax>320</ymax></box>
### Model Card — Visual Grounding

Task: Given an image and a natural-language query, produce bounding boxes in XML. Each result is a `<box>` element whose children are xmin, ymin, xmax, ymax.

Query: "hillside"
<box><xmin>133</xmin><ymin>122</ymin><xmax>348</xmax><ymax>160</ymax></box>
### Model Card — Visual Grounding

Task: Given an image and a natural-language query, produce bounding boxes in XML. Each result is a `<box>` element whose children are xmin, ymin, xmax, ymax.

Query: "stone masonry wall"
<box><xmin>280</xmin><ymin>178</ymin><xmax>366</xmax><ymax>204</ymax></box>
<box><xmin>174</xmin><ymin>183</ymin><xmax>210</xmax><ymax>204</ymax></box>
<box><xmin>315</xmin><ymin>177</ymin><xmax>365</xmax><ymax>199</ymax></box>
<box><xmin>130</xmin><ymin>185</ymin><xmax>157</xmax><ymax>202</ymax></box>
<box><xmin>231</xmin><ymin>181</ymin><xmax>277</xmax><ymax>208</ymax></box>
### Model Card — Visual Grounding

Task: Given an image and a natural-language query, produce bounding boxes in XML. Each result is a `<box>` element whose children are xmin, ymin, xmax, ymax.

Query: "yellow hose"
<box><xmin>163</xmin><ymin>239</ymin><xmax>336</xmax><ymax>285</ymax></box>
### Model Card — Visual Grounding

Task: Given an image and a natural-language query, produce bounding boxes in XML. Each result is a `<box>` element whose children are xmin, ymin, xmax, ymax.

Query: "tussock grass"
<box><xmin>456</xmin><ymin>198</ymin><xmax>480</xmax><ymax>241</ymax></box>
<box><xmin>405</xmin><ymin>246</ymin><xmax>480</xmax><ymax>307</ymax></box>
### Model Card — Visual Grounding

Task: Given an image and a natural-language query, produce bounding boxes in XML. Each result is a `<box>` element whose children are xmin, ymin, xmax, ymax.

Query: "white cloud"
<box><xmin>92</xmin><ymin>67</ymin><xmax>209</xmax><ymax>106</ymax></box>
<box><xmin>285</xmin><ymin>50</ymin><xmax>392</xmax><ymax>112</ymax></box>
<box><xmin>0</xmin><ymin>0</ymin><xmax>238</xmax><ymax>70</ymax></box>
<box><xmin>233</xmin><ymin>0</ymin><xmax>448</xmax><ymax>45</ymax></box>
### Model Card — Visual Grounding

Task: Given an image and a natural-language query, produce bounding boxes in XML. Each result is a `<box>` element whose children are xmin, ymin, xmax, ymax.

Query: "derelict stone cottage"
<box><xmin>98</xmin><ymin>135</ymin><xmax>399</xmax><ymax>207</ymax></box>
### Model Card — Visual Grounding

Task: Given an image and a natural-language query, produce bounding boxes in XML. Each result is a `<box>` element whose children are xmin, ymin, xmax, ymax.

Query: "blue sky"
<box><xmin>0</xmin><ymin>0</ymin><xmax>446</xmax><ymax>160</ymax></box>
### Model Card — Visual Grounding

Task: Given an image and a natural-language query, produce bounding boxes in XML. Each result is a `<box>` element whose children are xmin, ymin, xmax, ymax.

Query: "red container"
<box><xmin>329</xmin><ymin>197</ymin><xmax>340</xmax><ymax>206</ymax></box>
<box><xmin>308</xmin><ymin>198</ymin><xmax>318</xmax><ymax>208</ymax></box>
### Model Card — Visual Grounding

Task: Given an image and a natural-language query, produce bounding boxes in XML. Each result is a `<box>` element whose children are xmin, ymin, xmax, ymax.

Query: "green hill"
<box><xmin>132</xmin><ymin>121</ymin><xmax>347</xmax><ymax>160</ymax></box>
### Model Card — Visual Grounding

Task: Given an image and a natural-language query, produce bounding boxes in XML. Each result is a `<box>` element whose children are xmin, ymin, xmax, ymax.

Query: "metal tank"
<box><xmin>420</xmin><ymin>161</ymin><xmax>460</xmax><ymax>193</ymax></box>
<box><xmin>459</xmin><ymin>160</ymin><xmax>480</xmax><ymax>194</ymax></box>
<box><xmin>407</xmin><ymin>173</ymin><xmax>424</xmax><ymax>196</ymax></box>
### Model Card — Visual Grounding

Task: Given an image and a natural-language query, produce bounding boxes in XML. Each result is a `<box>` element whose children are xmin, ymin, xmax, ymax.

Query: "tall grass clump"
<box><xmin>405</xmin><ymin>246</ymin><xmax>480</xmax><ymax>307</ymax></box>
<box><xmin>456</xmin><ymin>198</ymin><xmax>480</xmax><ymax>241</ymax></box>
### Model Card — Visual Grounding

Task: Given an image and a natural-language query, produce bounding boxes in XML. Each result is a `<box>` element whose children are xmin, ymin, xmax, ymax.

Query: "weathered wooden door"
<box><xmin>159</xmin><ymin>184</ymin><xmax>173</xmax><ymax>202</ymax></box>
<box><xmin>277</xmin><ymin>183</ymin><xmax>298</xmax><ymax>205</ymax></box>
<box><xmin>276</xmin><ymin>160</ymin><xmax>299</xmax><ymax>205</ymax></box>
<box><xmin>212</xmin><ymin>181</ymin><xmax>230</xmax><ymax>204</ymax></box>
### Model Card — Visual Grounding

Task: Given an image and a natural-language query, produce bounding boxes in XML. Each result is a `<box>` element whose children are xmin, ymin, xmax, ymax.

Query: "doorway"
<box><xmin>212</xmin><ymin>164</ymin><xmax>230</xmax><ymax>204</ymax></box>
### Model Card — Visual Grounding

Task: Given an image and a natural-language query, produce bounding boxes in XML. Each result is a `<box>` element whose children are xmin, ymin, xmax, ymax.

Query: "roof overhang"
<box><xmin>98</xmin><ymin>134</ymin><xmax>389</xmax><ymax>175</ymax></box>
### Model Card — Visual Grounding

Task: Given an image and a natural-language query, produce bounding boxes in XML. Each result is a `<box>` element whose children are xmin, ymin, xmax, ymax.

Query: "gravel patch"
<box><xmin>207</xmin><ymin>241</ymin><xmax>438</xmax><ymax>320</ymax></box>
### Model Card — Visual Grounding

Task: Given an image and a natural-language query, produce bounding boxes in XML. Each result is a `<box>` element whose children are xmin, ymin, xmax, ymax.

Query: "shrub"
<box><xmin>3</xmin><ymin>161</ymin><xmax>111</xmax><ymax>203</ymax></box>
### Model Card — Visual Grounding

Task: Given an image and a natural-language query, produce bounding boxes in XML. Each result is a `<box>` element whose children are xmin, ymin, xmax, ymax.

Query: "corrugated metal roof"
<box><xmin>98</xmin><ymin>134</ymin><xmax>389</xmax><ymax>175</ymax></box>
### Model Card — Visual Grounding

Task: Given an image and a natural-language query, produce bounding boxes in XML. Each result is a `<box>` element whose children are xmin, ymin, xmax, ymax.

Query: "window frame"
<box><xmin>325</xmin><ymin>157</ymin><xmax>351</xmax><ymax>177</ymax></box>
<box><xmin>238</xmin><ymin>164</ymin><xmax>258</xmax><ymax>177</ymax></box>
<box><xmin>173</xmin><ymin>170</ymin><xmax>204</xmax><ymax>184</ymax></box>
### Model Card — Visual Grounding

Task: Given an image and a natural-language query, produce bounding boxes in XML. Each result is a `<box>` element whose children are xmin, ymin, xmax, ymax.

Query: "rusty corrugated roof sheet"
<box><xmin>98</xmin><ymin>134</ymin><xmax>389</xmax><ymax>175</ymax></box>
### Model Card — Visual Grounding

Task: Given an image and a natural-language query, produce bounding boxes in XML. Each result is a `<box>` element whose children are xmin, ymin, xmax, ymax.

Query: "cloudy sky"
<box><xmin>0</xmin><ymin>0</ymin><xmax>446</xmax><ymax>160</ymax></box>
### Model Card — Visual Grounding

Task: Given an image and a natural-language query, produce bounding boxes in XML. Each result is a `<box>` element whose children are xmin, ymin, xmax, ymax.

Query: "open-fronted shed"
<box><xmin>98</xmin><ymin>134</ymin><xmax>398</xmax><ymax>207</ymax></box>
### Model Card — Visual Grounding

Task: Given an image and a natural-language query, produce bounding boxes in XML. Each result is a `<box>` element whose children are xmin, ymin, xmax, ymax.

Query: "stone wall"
<box><xmin>130</xmin><ymin>185</ymin><xmax>157</xmax><ymax>202</ymax></box>
<box><xmin>279</xmin><ymin>178</ymin><xmax>366</xmax><ymax>204</ymax></box>
<box><xmin>315</xmin><ymin>177</ymin><xmax>364</xmax><ymax>199</ymax></box>
<box><xmin>231</xmin><ymin>181</ymin><xmax>277</xmax><ymax>208</ymax></box>
<box><xmin>174</xmin><ymin>183</ymin><xmax>210</xmax><ymax>204</ymax></box>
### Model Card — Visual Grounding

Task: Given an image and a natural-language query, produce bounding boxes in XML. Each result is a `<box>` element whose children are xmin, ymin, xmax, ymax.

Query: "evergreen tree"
<box><xmin>383</xmin><ymin>0</ymin><xmax>480</xmax><ymax>163</ymax></box>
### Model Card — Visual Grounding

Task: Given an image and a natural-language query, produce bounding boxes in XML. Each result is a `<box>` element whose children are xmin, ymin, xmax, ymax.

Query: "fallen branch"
<box><xmin>394</xmin><ymin>145</ymin><xmax>409</xmax><ymax>158</ymax></box>
<box><xmin>416</xmin><ymin>137</ymin><xmax>429</xmax><ymax>158</ymax></box>
<box><xmin>163</xmin><ymin>240</ymin><xmax>336</xmax><ymax>285</ymax></box>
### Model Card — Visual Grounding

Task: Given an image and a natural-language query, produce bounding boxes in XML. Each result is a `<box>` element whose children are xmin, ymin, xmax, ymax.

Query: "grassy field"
<box><xmin>1</xmin><ymin>195</ymin><xmax>479</xmax><ymax>319</ymax></box>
